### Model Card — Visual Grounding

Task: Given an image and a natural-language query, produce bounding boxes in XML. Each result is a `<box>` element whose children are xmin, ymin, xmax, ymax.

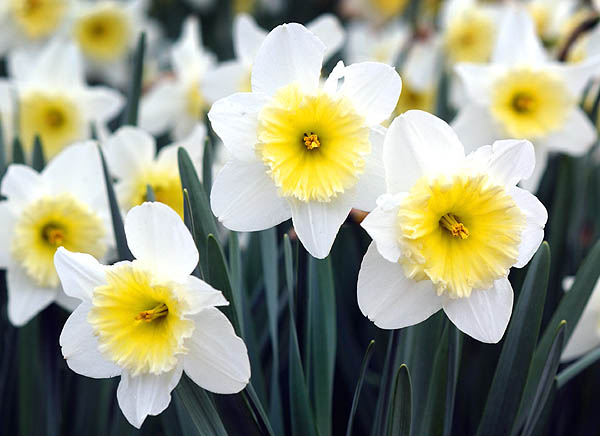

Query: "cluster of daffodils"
<box><xmin>1</xmin><ymin>0</ymin><xmax>600</xmax><ymax>429</ymax></box>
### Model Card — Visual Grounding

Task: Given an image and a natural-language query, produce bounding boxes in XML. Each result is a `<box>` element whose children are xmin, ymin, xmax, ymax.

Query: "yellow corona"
<box><xmin>74</xmin><ymin>3</ymin><xmax>131</xmax><ymax>61</ymax></box>
<box><xmin>445</xmin><ymin>8</ymin><xmax>495</xmax><ymax>63</ymax></box>
<box><xmin>11</xmin><ymin>0</ymin><xmax>67</xmax><ymax>39</ymax></box>
<box><xmin>130</xmin><ymin>167</ymin><xmax>184</xmax><ymax>218</ymax></box>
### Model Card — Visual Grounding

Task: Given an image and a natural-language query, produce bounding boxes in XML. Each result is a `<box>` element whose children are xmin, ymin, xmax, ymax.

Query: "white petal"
<box><xmin>210</xmin><ymin>159</ymin><xmax>291</xmax><ymax>231</ymax></box>
<box><xmin>360</xmin><ymin>196</ymin><xmax>404</xmax><ymax>263</ymax></box>
<box><xmin>519</xmin><ymin>144</ymin><xmax>548</xmax><ymax>192</ymax></box>
<box><xmin>54</xmin><ymin>289</ymin><xmax>81</xmax><ymax>312</ymax></box>
<box><xmin>124</xmin><ymin>202</ymin><xmax>199</xmax><ymax>279</ymax></box>
<box><xmin>54</xmin><ymin>247</ymin><xmax>107</xmax><ymax>302</ymax></box>
<box><xmin>29</xmin><ymin>40</ymin><xmax>85</xmax><ymax>88</ymax></box>
<box><xmin>117</xmin><ymin>366</ymin><xmax>183</xmax><ymax>429</ymax></box>
<box><xmin>7</xmin><ymin>264</ymin><xmax>57</xmax><ymax>326</ymax></box>
<box><xmin>509</xmin><ymin>187</ymin><xmax>548</xmax><ymax>268</ymax></box>
<box><xmin>233</xmin><ymin>14</ymin><xmax>267</xmax><ymax>66</ymax></box>
<box><xmin>251</xmin><ymin>23</ymin><xmax>325</xmax><ymax>96</ymax></box>
<box><xmin>541</xmin><ymin>108</ymin><xmax>597</xmax><ymax>156</ymax></box>
<box><xmin>172</xmin><ymin>17</ymin><xmax>203</xmax><ymax>76</ymax></box>
<box><xmin>443</xmin><ymin>278</ymin><xmax>514</xmax><ymax>343</ymax></box>
<box><xmin>561</xmin><ymin>281</ymin><xmax>600</xmax><ymax>361</ymax></box>
<box><xmin>181</xmin><ymin>275</ymin><xmax>229</xmax><ymax>314</ymax></box>
<box><xmin>0</xmin><ymin>201</ymin><xmax>15</xmax><ymax>268</ymax></box>
<box><xmin>83</xmin><ymin>86</ymin><xmax>125</xmax><ymax>123</ymax></box>
<box><xmin>485</xmin><ymin>139</ymin><xmax>535</xmax><ymax>186</ymax></box>
<box><xmin>357</xmin><ymin>242</ymin><xmax>442</xmax><ymax>329</ymax></box>
<box><xmin>451</xmin><ymin>104</ymin><xmax>501</xmax><ymax>153</ymax></box>
<box><xmin>307</xmin><ymin>14</ymin><xmax>345</xmax><ymax>61</ymax></box>
<box><xmin>42</xmin><ymin>142</ymin><xmax>107</xmax><ymax>206</ymax></box>
<box><xmin>183</xmin><ymin>307</ymin><xmax>250</xmax><ymax>394</ymax></box>
<box><xmin>139</xmin><ymin>80</ymin><xmax>183</xmax><ymax>136</ymax></box>
<box><xmin>1</xmin><ymin>164</ymin><xmax>46</xmax><ymax>210</ymax></box>
<box><xmin>453</xmin><ymin>63</ymin><xmax>496</xmax><ymax>106</ymax></box>
<box><xmin>290</xmin><ymin>196</ymin><xmax>351</xmax><ymax>259</ymax></box>
<box><xmin>352</xmin><ymin>126</ymin><xmax>386</xmax><ymax>212</ymax></box>
<box><xmin>492</xmin><ymin>6</ymin><xmax>547</xmax><ymax>66</ymax></box>
<box><xmin>60</xmin><ymin>302</ymin><xmax>121</xmax><ymax>378</ymax></box>
<box><xmin>163</xmin><ymin>124</ymin><xmax>206</xmax><ymax>170</ymax></box>
<box><xmin>207</xmin><ymin>92</ymin><xmax>268</xmax><ymax>162</ymax></box>
<box><xmin>339</xmin><ymin>62</ymin><xmax>401</xmax><ymax>126</ymax></box>
<box><xmin>103</xmin><ymin>126</ymin><xmax>156</xmax><ymax>178</ymax></box>
<box><xmin>549</xmin><ymin>55</ymin><xmax>600</xmax><ymax>98</ymax></box>
<box><xmin>202</xmin><ymin>61</ymin><xmax>249</xmax><ymax>103</ymax></box>
<box><xmin>384</xmin><ymin>110</ymin><xmax>465</xmax><ymax>193</ymax></box>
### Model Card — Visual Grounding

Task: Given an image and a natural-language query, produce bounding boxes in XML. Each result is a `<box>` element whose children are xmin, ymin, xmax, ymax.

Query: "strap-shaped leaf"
<box><xmin>346</xmin><ymin>340</ymin><xmax>376</xmax><ymax>436</ymax></box>
<box><xmin>388</xmin><ymin>364</ymin><xmax>412</xmax><ymax>436</ymax></box>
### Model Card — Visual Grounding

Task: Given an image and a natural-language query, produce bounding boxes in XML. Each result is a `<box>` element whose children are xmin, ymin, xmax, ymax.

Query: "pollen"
<box><xmin>396</xmin><ymin>172</ymin><xmax>525</xmax><ymax>298</ymax></box>
<box><xmin>303</xmin><ymin>133</ymin><xmax>321</xmax><ymax>150</ymax></box>
<box><xmin>257</xmin><ymin>84</ymin><xmax>370</xmax><ymax>202</ymax></box>
<box><xmin>12</xmin><ymin>194</ymin><xmax>106</xmax><ymax>288</ymax></box>
<box><xmin>491</xmin><ymin>68</ymin><xmax>572</xmax><ymax>138</ymax></box>
<box><xmin>10</xmin><ymin>0</ymin><xmax>67</xmax><ymax>39</ymax></box>
<box><xmin>89</xmin><ymin>264</ymin><xmax>194</xmax><ymax>375</ymax></box>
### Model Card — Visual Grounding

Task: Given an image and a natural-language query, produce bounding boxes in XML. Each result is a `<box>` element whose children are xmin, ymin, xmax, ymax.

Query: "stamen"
<box><xmin>43</xmin><ymin>225</ymin><xmax>65</xmax><ymax>246</ymax></box>
<box><xmin>46</xmin><ymin>108</ymin><xmax>64</xmax><ymax>128</ymax></box>
<box><xmin>439</xmin><ymin>213</ymin><xmax>470</xmax><ymax>239</ymax></box>
<box><xmin>512</xmin><ymin>92</ymin><xmax>536</xmax><ymax>113</ymax></box>
<box><xmin>303</xmin><ymin>133</ymin><xmax>321</xmax><ymax>150</ymax></box>
<box><xmin>135</xmin><ymin>302</ymin><xmax>169</xmax><ymax>322</ymax></box>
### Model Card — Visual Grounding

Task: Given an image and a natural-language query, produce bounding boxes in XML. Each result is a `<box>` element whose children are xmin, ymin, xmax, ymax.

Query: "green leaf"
<box><xmin>178</xmin><ymin>147</ymin><xmax>218</xmax><ymax>274</ymax></box>
<box><xmin>419</xmin><ymin>324</ymin><xmax>449</xmax><ymax>436</ymax></box>
<box><xmin>388</xmin><ymin>364</ymin><xmax>412</xmax><ymax>436</ymax></box>
<box><xmin>31</xmin><ymin>135</ymin><xmax>45</xmax><ymax>172</ymax></box>
<box><xmin>259</xmin><ymin>228</ymin><xmax>284</xmax><ymax>435</ymax></box>
<box><xmin>371</xmin><ymin>330</ymin><xmax>400</xmax><ymax>436</ymax></box>
<box><xmin>444</xmin><ymin>325</ymin><xmax>462</xmax><ymax>436</ymax></box>
<box><xmin>556</xmin><ymin>346</ymin><xmax>600</xmax><ymax>389</ymax></box>
<box><xmin>121</xmin><ymin>32</ymin><xmax>146</xmax><ymax>126</ymax></box>
<box><xmin>516</xmin><ymin>238</ymin><xmax>600</xmax><ymax>429</ymax></box>
<box><xmin>98</xmin><ymin>146</ymin><xmax>133</xmax><ymax>261</ymax></box>
<box><xmin>521</xmin><ymin>321</ymin><xmax>567</xmax><ymax>436</ymax></box>
<box><xmin>287</xmin><ymin>241</ymin><xmax>317</xmax><ymax>436</ymax></box>
<box><xmin>12</xmin><ymin>137</ymin><xmax>25</xmax><ymax>165</ymax></box>
<box><xmin>202</xmin><ymin>135</ymin><xmax>213</xmax><ymax>198</ymax></box>
<box><xmin>228</xmin><ymin>232</ymin><xmax>245</xmax><ymax>335</ymax></box>
<box><xmin>145</xmin><ymin>184</ymin><xmax>156</xmax><ymax>202</ymax></box>
<box><xmin>308</xmin><ymin>256</ymin><xmax>337</xmax><ymax>436</ymax></box>
<box><xmin>476</xmin><ymin>242</ymin><xmax>550</xmax><ymax>436</ymax></box>
<box><xmin>174</xmin><ymin>376</ymin><xmax>228</xmax><ymax>436</ymax></box>
<box><xmin>206</xmin><ymin>234</ymin><xmax>241</xmax><ymax>335</ymax></box>
<box><xmin>346</xmin><ymin>340</ymin><xmax>376</xmax><ymax>436</ymax></box>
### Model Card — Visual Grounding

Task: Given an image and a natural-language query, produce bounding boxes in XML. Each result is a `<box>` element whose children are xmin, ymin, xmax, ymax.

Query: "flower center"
<box><xmin>491</xmin><ymin>68</ymin><xmax>572</xmax><ymax>138</ymax></box>
<box><xmin>12</xmin><ymin>194</ymin><xmax>106</xmax><ymax>288</ymax></box>
<box><xmin>303</xmin><ymin>133</ymin><xmax>321</xmax><ymax>150</ymax></box>
<box><xmin>74</xmin><ymin>4</ymin><xmax>130</xmax><ymax>61</ymax></box>
<box><xmin>19</xmin><ymin>92</ymin><xmax>82</xmax><ymax>159</ymax></box>
<box><xmin>11</xmin><ymin>0</ymin><xmax>67</xmax><ymax>38</ymax></box>
<box><xmin>445</xmin><ymin>8</ymin><xmax>494</xmax><ymax>63</ymax></box>
<box><xmin>89</xmin><ymin>264</ymin><xmax>194</xmax><ymax>375</ymax></box>
<box><xmin>439</xmin><ymin>213</ymin><xmax>470</xmax><ymax>239</ymax></box>
<box><xmin>257</xmin><ymin>84</ymin><xmax>370</xmax><ymax>202</ymax></box>
<box><xmin>396</xmin><ymin>173</ymin><xmax>524</xmax><ymax>298</ymax></box>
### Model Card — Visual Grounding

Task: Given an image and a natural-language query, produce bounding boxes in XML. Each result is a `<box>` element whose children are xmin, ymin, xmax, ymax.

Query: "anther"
<box><xmin>439</xmin><ymin>214</ymin><xmax>470</xmax><ymax>239</ymax></box>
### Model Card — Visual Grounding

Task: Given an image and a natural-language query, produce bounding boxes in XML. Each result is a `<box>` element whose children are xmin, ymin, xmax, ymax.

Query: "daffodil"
<box><xmin>0</xmin><ymin>0</ymin><xmax>72</xmax><ymax>55</ymax></box>
<box><xmin>103</xmin><ymin>125</ymin><xmax>206</xmax><ymax>218</ymax></box>
<box><xmin>345</xmin><ymin>20</ymin><xmax>408</xmax><ymax>66</ymax></box>
<box><xmin>358</xmin><ymin>110</ymin><xmax>547</xmax><ymax>343</ymax></box>
<box><xmin>0</xmin><ymin>38</ymin><xmax>124</xmax><ymax>160</ymax></box>
<box><xmin>72</xmin><ymin>0</ymin><xmax>159</xmax><ymax>87</ymax></box>
<box><xmin>203</xmin><ymin>13</ymin><xmax>345</xmax><ymax>101</ymax></box>
<box><xmin>560</xmin><ymin>276</ymin><xmax>600</xmax><ymax>361</ymax></box>
<box><xmin>54</xmin><ymin>202</ymin><xmax>250</xmax><ymax>428</ymax></box>
<box><xmin>452</xmin><ymin>7</ymin><xmax>600</xmax><ymax>191</ymax></box>
<box><xmin>208</xmin><ymin>23</ymin><xmax>401</xmax><ymax>258</ymax></box>
<box><xmin>140</xmin><ymin>17</ymin><xmax>216</xmax><ymax>139</ymax></box>
<box><xmin>0</xmin><ymin>142</ymin><xmax>113</xmax><ymax>326</ymax></box>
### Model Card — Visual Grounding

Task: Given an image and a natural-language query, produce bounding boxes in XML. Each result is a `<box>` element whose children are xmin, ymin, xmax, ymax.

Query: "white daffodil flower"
<box><xmin>452</xmin><ymin>7</ymin><xmax>600</xmax><ymax>191</ymax></box>
<box><xmin>0</xmin><ymin>0</ymin><xmax>73</xmax><ymax>56</ymax></box>
<box><xmin>358</xmin><ymin>110</ymin><xmax>547</xmax><ymax>343</ymax></box>
<box><xmin>0</xmin><ymin>38</ymin><xmax>124</xmax><ymax>160</ymax></box>
<box><xmin>344</xmin><ymin>20</ymin><xmax>408</xmax><ymax>66</ymax></box>
<box><xmin>71</xmin><ymin>0</ymin><xmax>160</xmax><ymax>87</ymax></box>
<box><xmin>561</xmin><ymin>276</ymin><xmax>600</xmax><ymax>361</ymax></box>
<box><xmin>203</xmin><ymin>13</ymin><xmax>345</xmax><ymax>102</ymax></box>
<box><xmin>54</xmin><ymin>202</ymin><xmax>251</xmax><ymax>428</ymax></box>
<box><xmin>0</xmin><ymin>142</ymin><xmax>113</xmax><ymax>326</ymax></box>
<box><xmin>103</xmin><ymin>124</ymin><xmax>206</xmax><ymax>218</ymax></box>
<box><xmin>140</xmin><ymin>17</ymin><xmax>216</xmax><ymax>139</ymax></box>
<box><xmin>208</xmin><ymin>23</ymin><xmax>402</xmax><ymax>259</ymax></box>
